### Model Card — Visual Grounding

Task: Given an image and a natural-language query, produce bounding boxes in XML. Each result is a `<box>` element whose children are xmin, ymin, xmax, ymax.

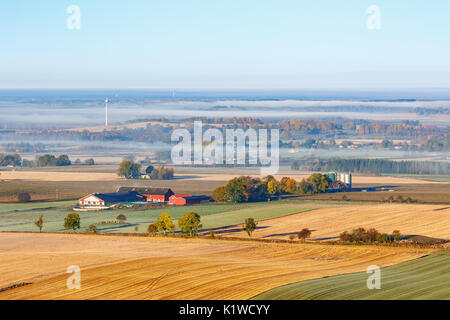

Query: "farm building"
<box><xmin>169</xmin><ymin>194</ymin><xmax>211</xmax><ymax>206</ymax></box>
<box><xmin>118</xmin><ymin>187</ymin><xmax>174</xmax><ymax>203</ymax></box>
<box><xmin>79</xmin><ymin>191</ymin><xmax>145</xmax><ymax>207</ymax></box>
<box><xmin>327</xmin><ymin>172</ymin><xmax>352</xmax><ymax>189</ymax></box>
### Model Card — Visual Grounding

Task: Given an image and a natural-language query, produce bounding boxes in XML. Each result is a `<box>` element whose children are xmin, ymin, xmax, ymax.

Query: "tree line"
<box><xmin>304</xmin><ymin>158</ymin><xmax>449</xmax><ymax>175</ymax></box>
<box><xmin>0</xmin><ymin>153</ymin><xmax>77</xmax><ymax>167</ymax></box>
<box><xmin>213</xmin><ymin>173</ymin><xmax>331</xmax><ymax>203</ymax></box>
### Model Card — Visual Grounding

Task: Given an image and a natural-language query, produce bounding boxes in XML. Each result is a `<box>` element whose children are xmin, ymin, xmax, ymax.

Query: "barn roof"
<box><xmin>118</xmin><ymin>187</ymin><xmax>174</xmax><ymax>195</ymax></box>
<box><xmin>91</xmin><ymin>191</ymin><xmax>145</xmax><ymax>202</ymax></box>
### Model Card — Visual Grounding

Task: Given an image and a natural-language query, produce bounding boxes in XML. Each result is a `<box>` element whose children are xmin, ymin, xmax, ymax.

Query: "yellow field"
<box><xmin>217</xmin><ymin>203</ymin><xmax>450</xmax><ymax>241</ymax></box>
<box><xmin>0</xmin><ymin>233</ymin><xmax>434</xmax><ymax>300</ymax></box>
<box><xmin>0</xmin><ymin>170</ymin><xmax>445</xmax><ymax>184</ymax></box>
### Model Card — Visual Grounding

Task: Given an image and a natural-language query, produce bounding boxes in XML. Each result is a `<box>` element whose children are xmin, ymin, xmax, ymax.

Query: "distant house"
<box><xmin>118</xmin><ymin>187</ymin><xmax>174</xmax><ymax>203</ymax></box>
<box><xmin>169</xmin><ymin>194</ymin><xmax>211</xmax><ymax>206</ymax></box>
<box><xmin>79</xmin><ymin>191</ymin><xmax>145</xmax><ymax>207</ymax></box>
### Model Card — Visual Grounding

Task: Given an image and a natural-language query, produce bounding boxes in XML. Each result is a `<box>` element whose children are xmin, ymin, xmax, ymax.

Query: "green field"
<box><xmin>252</xmin><ymin>251</ymin><xmax>450</xmax><ymax>300</ymax></box>
<box><xmin>0</xmin><ymin>200</ymin><xmax>342</xmax><ymax>233</ymax></box>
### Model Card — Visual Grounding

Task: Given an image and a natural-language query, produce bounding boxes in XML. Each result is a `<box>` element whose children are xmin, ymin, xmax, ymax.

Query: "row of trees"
<box><xmin>307</xmin><ymin>158</ymin><xmax>449</xmax><ymax>175</ymax></box>
<box><xmin>147</xmin><ymin>212</ymin><xmax>202</xmax><ymax>236</ymax></box>
<box><xmin>213</xmin><ymin>173</ymin><xmax>331</xmax><ymax>203</ymax></box>
<box><xmin>0</xmin><ymin>153</ymin><xmax>73</xmax><ymax>167</ymax></box>
<box><xmin>339</xmin><ymin>227</ymin><xmax>403</xmax><ymax>244</ymax></box>
<box><xmin>117</xmin><ymin>160</ymin><xmax>175</xmax><ymax>180</ymax></box>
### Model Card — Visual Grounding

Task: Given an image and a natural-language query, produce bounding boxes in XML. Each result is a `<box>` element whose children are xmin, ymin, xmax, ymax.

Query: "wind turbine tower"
<box><xmin>104</xmin><ymin>97</ymin><xmax>109</xmax><ymax>127</ymax></box>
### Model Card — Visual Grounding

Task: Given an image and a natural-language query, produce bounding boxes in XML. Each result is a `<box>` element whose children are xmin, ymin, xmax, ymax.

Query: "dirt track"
<box><xmin>0</xmin><ymin>233</ymin><xmax>434</xmax><ymax>300</ymax></box>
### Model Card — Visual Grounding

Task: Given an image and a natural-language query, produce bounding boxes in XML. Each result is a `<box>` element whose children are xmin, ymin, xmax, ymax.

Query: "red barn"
<box><xmin>169</xmin><ymin>195</ymin><xmax>211</xmax><ymax>206</ymax></box>
<box><xmin>118</xmin><ymin>187</ymin><xmax>174</xmax><ymax>203</ymax></box>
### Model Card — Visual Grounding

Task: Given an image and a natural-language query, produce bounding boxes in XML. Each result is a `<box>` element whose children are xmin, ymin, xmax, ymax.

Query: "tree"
<box><xmin>284</xmin><ymin>178</ymin><xmax>297</xmax><ymax>193</ymax></box>
<box><xmin>392</xmin><ymin>230</ymin><xmax>403</xmax><ymax>241</ymax></box>
<box><xmin>55</xmin><ymin>155</ymin><xmax>71</xmax><ymax>166</ymax></box>
<box><xmin>243</xmin><ymin>217</ymin><xmax>257</xmax><ymax>238</ymax></box>
<box><xmin>84</xmin><ymin>158</ymin><xmax>95</xmax><ymax>165</ymax></box>
<box><xmin>86</xmin><ymin>224</ymin><xmax>97</xmax><ymax>233</ymax></box>
<box><xmin>34</xmin><ymin>214</ymin><xmax>44</xmax><ymax>232</ymax></box>
<box><xmin>297</xmin><ymin>179</ymin><xmax>313</xmax><ymax>195</ymax></box>
<box><xmin>64</xmin><ymin>213</ymin><xmax>81</xmax><ymax>231</ymax></box>
<box><xmin>307</xmin><ymin>173</ymin><xmax>329</xmax><ymax>193</ymax></box>
<box><xmin>147</xmin><ymin>223</ymin><xmax>158</xmax><ymax>234</ymax></box>
<box><xmin>213</xmin><ymin>186</ymin><xmax>227</xmax><ymax>202</ymax></box>
<box><xmin>17</xmin><ymin>192</ymin><xmax>31</xmax><ymax>202</ymax></box>
<box><xmin>225</xmin><ymin>177</ymin><xmax>248</xmax><ymax>203</ymax></box>
<box><xmin>155</xmin><ymin>212</ymin><xmax>175</xmax><ymax>234</ymax></box>
<box><xmin>178</xmin><ymin>212</ymin><xmax>202</xmax><ymax>236</ymax></box>
<box><xmin>366</xmin><ymin>228</ymin><xmax>380</xmax><ymax>243</ymax></box>
<box><xmin>339</xmin><ymin>231</ymin><xmax>351</xmax><ymax>242</ymax></box>
<box><xmin>117</xmin><ymin>160</ymin><xmax>141</xmax><ymax>179</ymax></box>
<box><xmin>267</xmin><ymin>179</ymin><xmax>280</xmax><ymax>195</ymax></box>
<box><xmin>145</xmin><ymin>165</ymin><xmax>154</xmax><ymax>174</ymax></box>
<box><xmin>297</xmin><ymin>228</ymin><xmax>312</xmax><ymax>242</ymax></box>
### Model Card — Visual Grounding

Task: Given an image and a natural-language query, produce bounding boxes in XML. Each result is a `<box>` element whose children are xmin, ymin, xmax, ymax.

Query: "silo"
<box><xmin>328</xmin><ymin>172</ymin><xmax>336</xmax><ymax>182</ymax></box>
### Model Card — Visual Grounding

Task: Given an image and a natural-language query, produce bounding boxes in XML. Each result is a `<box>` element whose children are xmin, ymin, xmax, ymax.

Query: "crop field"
<box><xmin>0</xmin><ymin>200</ymin><xmax>342</xmax><ymax>233</ymax></box>
<box><xmin>0</xmin><ymin>233</ymin><xmax>435</xmax><ymax>300</ymax></box>
<box><xmin>215</xmin><ymin>203</ymin><xmax>450</xmax><ymax>241</ymax></box>
<box><xmin>252</xmin><ymin>251</ymin><xmax>450</xmax><ymax>300</ymax></box>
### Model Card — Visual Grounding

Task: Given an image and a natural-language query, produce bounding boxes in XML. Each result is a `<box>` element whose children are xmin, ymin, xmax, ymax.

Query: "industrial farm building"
<box><xmin>327</xmin><ymin>172</ymin><xmax>352</xmax><ymax>191</ymax></box>
<box><xmin>78</xmin><ymin>187</ymin><xmax>210</xmax><ymax>209</ymax></box>
<box><xmin>79</xmin><ymin>191</ymin><xmax>146</xmax><ymax>207</ymax></box>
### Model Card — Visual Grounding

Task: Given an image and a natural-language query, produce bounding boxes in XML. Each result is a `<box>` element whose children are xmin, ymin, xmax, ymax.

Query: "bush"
<box><xmin>86</xmin><ymin>224</ymin><xmax>97</xmax><ymax>233</ymax></box>
<box><xmin>17</xmin><ymin>192</ymin><xmax>31</xmax><ymax>202</ymax></box>
<box><xmin>147</xmin><ymin>223</ymin><xmax>157</xmax><ymax>234</ymax></box>
<box><xmin>377</xmin><ymin>233</ymin><xmax>393</xmax><ymax>243</ymax></box>
<box><xmin>116</xmin><ymin>214</ymin><xmax>127</xmax><ymax>222</ymax></box>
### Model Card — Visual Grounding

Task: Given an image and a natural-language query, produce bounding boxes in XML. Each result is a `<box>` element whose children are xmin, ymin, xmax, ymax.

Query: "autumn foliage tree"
<box><xmin>297</xmin><ymin>228</ymin><xmax>312</xmax><ymax>242</ymax></box>
<box><xmin>178</xmin><ymin>212</ymin><xmax>202</xmax><ymax>236</ymax></box>
<box><xmin>212</xmin><ymin>186</ymin><xmax>228</xmax><ymax>202</ymax></box>
<box><xmin>155</xmin><ymin>212</ymin><xmax>175</xmax><ymax>234</ymax></box>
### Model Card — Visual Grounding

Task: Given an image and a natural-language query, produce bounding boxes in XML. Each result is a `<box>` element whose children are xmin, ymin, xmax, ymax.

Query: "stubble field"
<box><xmin>0</xmin><ymin>233</ymin><xmax>435</xmax><ymax>300</ymax></box>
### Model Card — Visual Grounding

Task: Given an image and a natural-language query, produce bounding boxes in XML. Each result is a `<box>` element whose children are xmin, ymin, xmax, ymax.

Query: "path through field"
<box><xmin>0</xmin><ymin>233</ymin><xmax>434</xmax><ymax>300</ymax></box>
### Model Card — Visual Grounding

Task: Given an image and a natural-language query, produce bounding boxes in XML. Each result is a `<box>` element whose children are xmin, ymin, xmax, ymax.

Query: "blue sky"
<box><xmin>1</xmin><ymin>0</ymin><xmax>450</xmax><ymax>89</ymax></box>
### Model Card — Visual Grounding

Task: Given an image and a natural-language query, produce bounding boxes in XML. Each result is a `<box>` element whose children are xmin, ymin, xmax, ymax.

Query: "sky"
<box><xmin>1</xmin><ymin>0</ymin><xmax>450</xmax><ymax>89</ymax></box>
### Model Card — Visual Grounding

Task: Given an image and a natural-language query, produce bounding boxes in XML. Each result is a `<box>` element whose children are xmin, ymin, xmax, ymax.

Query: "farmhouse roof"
<box><xmin>92</xmin><ymin>191</ymin><xmax>145</xmax><ymax>202</ymax></box>
<box><xmin>118</xmin><ymin>187</ymin><xmax>174</xmax><ymax>195</ymax></box>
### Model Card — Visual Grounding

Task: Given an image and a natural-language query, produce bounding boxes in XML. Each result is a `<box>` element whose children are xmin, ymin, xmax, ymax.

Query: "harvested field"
<box><xmin>214</xmin><ymin>203</ymin><xmax>450</xmax><ymax>241</ymax></box>
<box><xmin>1</xmin><ymin>169</ymin><xmax>446</xmax><ymax>184</ymax></box>
<box><xmin>0</xmin><ymin>233</ymin><xmax>434</xmax><ymax>300</ymax></box>
<box><xmin>0</xmin><ymin>171</ymin><xmax>119</xmax><ymax>182</ymax></box>
<box><xmin>253</xmin><ymin>251</ymin><xmax>450</xmax><ymax>300</ymax></box>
